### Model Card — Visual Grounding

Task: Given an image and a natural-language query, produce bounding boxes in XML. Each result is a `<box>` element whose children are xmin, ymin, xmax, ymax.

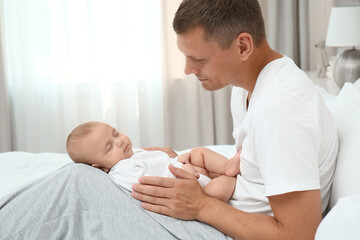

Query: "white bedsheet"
<box><xmin>0</xmin><ymin>151</ymin><xmax>72</xmax><ymax>199</ymax></box>
<box><xmin>0</xmin><ymin>145</ymin><xmax>236</xmax><ymax>199</ymax></box>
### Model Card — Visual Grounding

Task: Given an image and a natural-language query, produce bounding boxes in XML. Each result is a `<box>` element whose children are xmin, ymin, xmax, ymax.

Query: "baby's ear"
<box><xmin>91</xmin><ymin>164</ymin><xmax>110</xmax><ymax>173</ymax></box>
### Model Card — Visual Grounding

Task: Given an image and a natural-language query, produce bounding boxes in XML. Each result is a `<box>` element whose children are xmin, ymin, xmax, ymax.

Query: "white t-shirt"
<box><xmin>229</xmin><ymin>56</ymin><xmax>338</xmax><ymax>215</ymax></box>
<box><xmin>109</xmin><ymin>149</ymin><xmax>210</xmax><ymax>191</ymax></box>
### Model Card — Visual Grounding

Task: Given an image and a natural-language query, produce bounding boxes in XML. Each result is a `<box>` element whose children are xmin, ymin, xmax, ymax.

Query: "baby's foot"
<box><xmin>225</xmin><ymin>152</ymin><xmax>241</xmax><ymax>176</ymax></box>
<box><xmin>177</xmin><ymin>152</ymin><xmax>191</xmax><ymax>164</ymax></box>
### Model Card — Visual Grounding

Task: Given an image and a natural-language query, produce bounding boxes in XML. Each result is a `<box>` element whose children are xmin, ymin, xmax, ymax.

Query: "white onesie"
<box><xmin>229</xmin><ymin>55</ymin><xmax>338</xmax><ymax>215</ymax></box>
<box><xmin>108</xmin><ymin>149</ymin><xmax>211</xmax><ymax>191</ymax></box>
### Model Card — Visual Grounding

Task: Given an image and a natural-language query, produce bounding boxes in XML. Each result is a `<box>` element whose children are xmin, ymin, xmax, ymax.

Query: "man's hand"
<box><xmin>142</xmin><ymin>147</ymin><xmax>178</xmax><ymax>158</ymax></box>
<box><xmin>131</xmin><ymin>165</ymin><xmax>207</xmax><ymax>220</ymax></box>
<box><xmin>132</xmin><ymin>164</ymin><xmax>322</xmax><ymax>240</ymax></box>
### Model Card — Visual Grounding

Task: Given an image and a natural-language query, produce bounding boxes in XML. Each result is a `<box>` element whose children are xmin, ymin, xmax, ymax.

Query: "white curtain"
<box><xmin>1</xmin><ymin>0</ymin><xmax>165</xmax><ymax>152</ymax></box>
<box><xmin>2</xmin><ymin>0</ymin><xmax>341</xmax><ymax>153</ymax></box>
<box><xmin>0</xmin><ymin>0</ymin><xmax>234</xmax><ymax>153</ymax></box>
<box><xmin>0</xmin><ymin>25</ymin><xmax>12</xmax><ymax>152</ymax></box>
<box><xmin>162</xmin><ymin>0</ymin><xmax>234</xmax><ymax>150</ymax></box>
<box><xmin>260</xmin><ymin>0</ymin><xmax>310</xmax><ymax>70</ymax></box>
<box><xmin>164</xmin><ymin>76</ymin><xmax>233</xmax><ymax>150</ymax></box>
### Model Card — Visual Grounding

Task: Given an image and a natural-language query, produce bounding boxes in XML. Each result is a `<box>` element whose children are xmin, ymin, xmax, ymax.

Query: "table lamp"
<box><xmin>325</xmin><ymin>5</ymin><xmax>360</xmax><ymax>88</ymax></box>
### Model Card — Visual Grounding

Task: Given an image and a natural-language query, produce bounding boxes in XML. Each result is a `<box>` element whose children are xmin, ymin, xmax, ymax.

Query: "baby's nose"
<box><xmin>116</xmin><ymin>139</ymin><xmax>123</xmax><ymax>147</ymax></box>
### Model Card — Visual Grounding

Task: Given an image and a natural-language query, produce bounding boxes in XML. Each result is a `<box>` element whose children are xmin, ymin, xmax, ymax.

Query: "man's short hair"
<box><xmin>173</xmin><ymin>0</ymin><xmax>266</xmax><ymax>49</ymax></box>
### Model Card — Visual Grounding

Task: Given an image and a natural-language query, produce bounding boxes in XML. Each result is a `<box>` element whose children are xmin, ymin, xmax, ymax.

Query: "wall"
<box><xmin>334</xmin><ymin>0</ymin><xmax>360</xmax><ymax>6</ymax></box>
<box><xmin>308</xmin><ymin>0</ymin><xmax>334</xmax><ymax>70</ymax></box>
<box><xmin>309</xmin><ymin>0</ymin><xmax>360</xmax><ymax>70</ymax></box>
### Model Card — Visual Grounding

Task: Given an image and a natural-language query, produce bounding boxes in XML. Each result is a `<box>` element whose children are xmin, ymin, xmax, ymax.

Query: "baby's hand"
<box><xmin>177</xmin><ymin>152</ymin><xmax>191</xmax><ymax>164</ymax></box>
<box><xmin>182</xmin><ymin>163</ymin><xmax>200</xmax><ymax>179</ymax></box>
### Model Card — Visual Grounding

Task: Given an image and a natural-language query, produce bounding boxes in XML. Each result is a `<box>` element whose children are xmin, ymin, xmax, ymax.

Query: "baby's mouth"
<box><xmin>124</xmin><ymin>144</ymin><xmax>129</xmax><ymax>153</ymax></box>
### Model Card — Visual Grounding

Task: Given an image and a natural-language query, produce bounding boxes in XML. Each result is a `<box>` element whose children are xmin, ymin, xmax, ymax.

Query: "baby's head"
<box><xmin>66</xmin><ymin>121</ymin><xmax>134</xmax><ymax>172</ymax></box>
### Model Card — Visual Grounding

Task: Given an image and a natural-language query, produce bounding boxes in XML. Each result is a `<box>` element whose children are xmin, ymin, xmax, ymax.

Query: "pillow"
<box><xmin>329</xmin><ymin>83</ymin><xmax>360</xmax><ymax>209</ymax></box>
<box><xmin>316</xmin><ymin>195</ymin><xmax>360</xmax><ymax>240</ymax></box>
<box><xmin>354</xmin><ymin>78</ymin><xmax>360</xmax><ymax>90</ymax></box>
<box><xmin>317</xmin><ymin>86</ymin><xmax>337</xmax><ymax>110</ymax></box>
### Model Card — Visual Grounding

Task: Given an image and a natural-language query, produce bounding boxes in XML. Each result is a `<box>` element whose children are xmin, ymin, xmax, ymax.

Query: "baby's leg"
<box><xmin>179</xmin><ymin>148</ymin><xmax>240</xmax><ymax>177</ymax></box>
<box><xmin>203</xmin><ymin>175</ymin><xmax>236</xmax><ymax>202</ymax></box>
<box><xmin>225</xmin><ymin>151</ymin><xmax>241</xmax><ymax>177</ymax></box>
<box><xmin>187</xmin><ymin>147</ymin><xmax>228</xmax><ymax>174</ymax></box>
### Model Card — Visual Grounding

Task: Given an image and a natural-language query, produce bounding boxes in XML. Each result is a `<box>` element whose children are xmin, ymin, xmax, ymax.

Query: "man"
<box><xmin>131</xmin><ymin>0</ymin><xmax>338</xmax><ymax>239</ymax></box>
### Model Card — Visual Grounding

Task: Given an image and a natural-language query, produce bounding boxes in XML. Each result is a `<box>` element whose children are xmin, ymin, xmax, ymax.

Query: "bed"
<box><xmin>1</xmin><ymin>81</ymin><xmax>360</xmax><ymax>239</ymax></box>
<box><xmin>0</xmin><ymin>145</ymin><xmax>236</xmax><ymax>200</ymax></box>
<box><xmin>0</xmin><ymin>146</ymin><xmax>235</xmax><ymax>240</ymax></box>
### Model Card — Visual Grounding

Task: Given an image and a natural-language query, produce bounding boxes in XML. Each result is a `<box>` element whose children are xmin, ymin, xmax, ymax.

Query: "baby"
<box><xmin>66</xmin><ymin>121</ymin><xmax>240</xmax><ymax>202</ymax></box>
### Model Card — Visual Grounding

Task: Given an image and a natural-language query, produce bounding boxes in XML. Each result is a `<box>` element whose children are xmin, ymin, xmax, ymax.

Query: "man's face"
<box><xmin>177</xmin><ymin>27</ymin><xmax>241</xmax><ymax>91</ymax></box>
<box><xmin>84</xmin><ymin>123</ymin><xmax>134</xmax><ymax>170</ymax></box>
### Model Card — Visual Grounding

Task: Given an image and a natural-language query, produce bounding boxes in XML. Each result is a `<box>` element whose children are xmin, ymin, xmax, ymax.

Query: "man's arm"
<box><xmin>131</xmin><ymin>166</ymin><xmax>322</xmax><ymax>240</ymax></box>
<box><xmin>197</xmin><ymin>189</ymin><xmax>322</xmax><ymax>240</ymax></box>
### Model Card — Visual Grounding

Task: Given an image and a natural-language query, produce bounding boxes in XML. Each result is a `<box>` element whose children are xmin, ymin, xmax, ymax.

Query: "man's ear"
<box><xmin>235</xmin><ymin>32</ymin><xmax>253</xmax><ymax>61</ymax></box>
<box><xmin>91</xmin><ymin>164</ymin><xmax>110</xmax><ymax>173</ymax></box>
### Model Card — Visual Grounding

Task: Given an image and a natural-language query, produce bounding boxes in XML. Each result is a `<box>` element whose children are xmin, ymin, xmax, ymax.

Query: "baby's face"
<box><xmin>84</xmin><ymin>123</ymin><xmax>134</xmax><ymax>170</ymax></box>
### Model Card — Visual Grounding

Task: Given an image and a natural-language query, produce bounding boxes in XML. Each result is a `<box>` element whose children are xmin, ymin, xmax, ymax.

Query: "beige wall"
<box><xmin>260</xmin><ymin>0</ymin><xmax>334</xmax><ymax>71</ymax></box>
<box><xmin>308</xmin><ymin>0</ymin><xmax>335</xmax><ymax>70</ymax></box>
<box><xmin>308</xmin><ymin>0</ymin><xmax>360</xmax><ymax>69</ymax></box>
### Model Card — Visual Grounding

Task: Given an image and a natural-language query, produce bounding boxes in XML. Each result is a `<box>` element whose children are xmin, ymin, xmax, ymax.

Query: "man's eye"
<box><xmin>196</xmin><ymin>59</ymin><xmax>206</xmax><ymax>64</ymax></box>
<box><xmin>114</xmin><ymin>131</ymin><xmax>119</xmax><ymax>137</ymax></box>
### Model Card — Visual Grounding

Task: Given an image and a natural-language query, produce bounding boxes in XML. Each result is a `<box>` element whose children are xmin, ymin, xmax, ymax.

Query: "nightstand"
<box><xmin>305</xmin><ymin>70</ymin><xmax>341</xmax><ymax>95</ymax></box>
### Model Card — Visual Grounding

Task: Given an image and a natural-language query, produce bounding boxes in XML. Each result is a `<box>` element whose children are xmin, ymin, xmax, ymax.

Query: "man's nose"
<box><xmin>184</xmin><ymin>60</ymin><xmax>199</xmax><ymax>75</ymax></box>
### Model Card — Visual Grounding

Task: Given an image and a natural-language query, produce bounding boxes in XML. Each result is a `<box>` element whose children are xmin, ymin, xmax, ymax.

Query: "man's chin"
<box><xmin>200</xmin><ymin>82</ymin><xmax>222</xmax><ymax>91</ymax></box>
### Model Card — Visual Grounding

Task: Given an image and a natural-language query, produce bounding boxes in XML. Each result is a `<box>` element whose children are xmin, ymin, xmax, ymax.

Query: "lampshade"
<box><xmin>326</xmin><ymin>6</ymin><xmax>360</xmax><ymax>47</ymax></box>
